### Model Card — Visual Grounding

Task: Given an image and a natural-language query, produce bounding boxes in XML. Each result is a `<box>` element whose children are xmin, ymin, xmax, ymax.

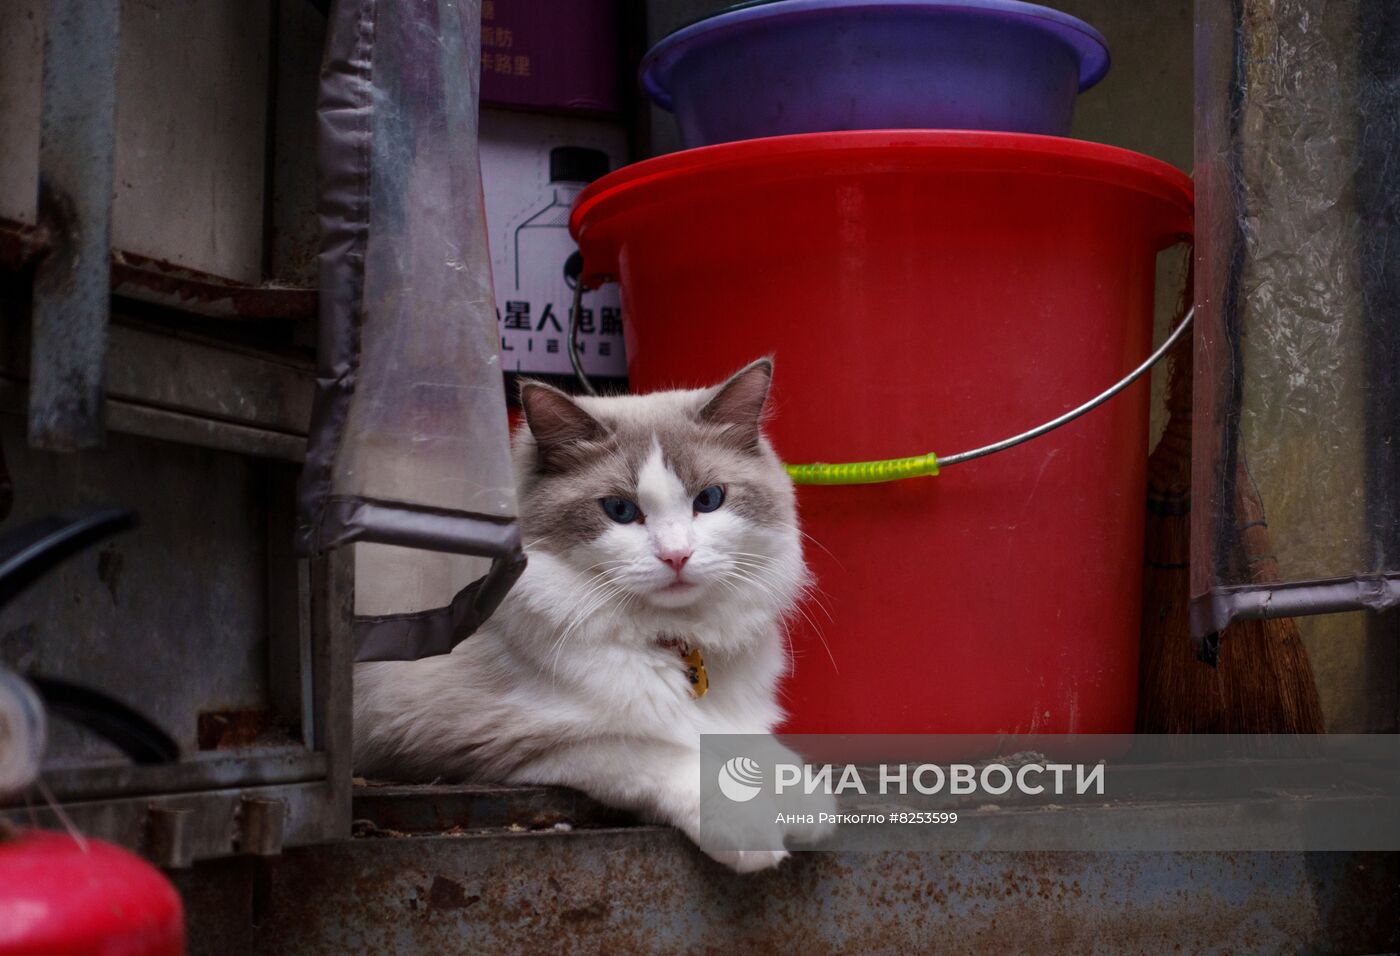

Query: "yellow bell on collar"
<box><xmin>658</xmin><ymin>635</ymin><xmax>709</xmax><ymax>699</ymax></box>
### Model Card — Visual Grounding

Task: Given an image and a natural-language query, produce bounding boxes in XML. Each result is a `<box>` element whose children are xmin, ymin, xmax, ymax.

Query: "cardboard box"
<box><xmin>480</xmin><ymin>108</ymin><xmax>629</xmax><ymax>382</ymax></box>
<box><xmin>480</xmin><ymin>0</ymin><xmax>621</xmax><ymax>115</ymax></box>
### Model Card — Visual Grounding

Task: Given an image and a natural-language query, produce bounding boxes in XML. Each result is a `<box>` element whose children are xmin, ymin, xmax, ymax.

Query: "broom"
<box><xmin>1214</xmin><ymin>461</ymin><xmax>1326</xmax><ymax>733</ymax></box>
<box><xmin>1136</xmin><ymin>272</ymin><xmax>1324</xmax><ymax>734</ymax></box>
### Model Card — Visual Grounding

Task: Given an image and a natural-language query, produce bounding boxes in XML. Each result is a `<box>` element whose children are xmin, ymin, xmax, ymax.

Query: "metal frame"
<box><xmin>0</xmin><ymin>513</ymin><xmax>352</xmax><ymax>865</ymax></box>
<box><xmin>1189</xmin><ymin>0</ymin><xmax>1400</xmax><ymax>640</ymax></box>
<box><xmin>0</xmin><ymin>0</ymin><xmax>350</xmax><ymax>866</ymax></box>
<box><xmin>28</xmin><ymin>0</ymin><xmax>121</xmax><ymax>451</ymax></box>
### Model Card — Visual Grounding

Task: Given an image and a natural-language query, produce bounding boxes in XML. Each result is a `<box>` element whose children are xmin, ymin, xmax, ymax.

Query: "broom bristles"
<box><xmin>1221</xmin><ymin>458</ymin><xmax>1326</xmax><ymax>733</ymax></box>
<box><xmin>1138</xmin><ymin>504</ymin><xmax>1225</xmax><ymax>733</ymax></box>
<box><xmin>1137</xmin><ymin>266</ymin><xmax>1324</xmax><ymax>735</ymax></box>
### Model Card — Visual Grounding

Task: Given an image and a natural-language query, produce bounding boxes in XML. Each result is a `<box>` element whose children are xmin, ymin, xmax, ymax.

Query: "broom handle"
<box><xmin>1234</xmin><ymin>460</ymin><xmax>1282</xmax><ymax>585</ymax></box>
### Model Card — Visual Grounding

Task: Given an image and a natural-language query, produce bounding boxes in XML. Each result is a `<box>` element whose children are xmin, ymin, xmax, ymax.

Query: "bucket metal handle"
<box><xmin>568</xmin><ymin>278</ymin><xmax>1193</xmax><ymax>484</ymax></box>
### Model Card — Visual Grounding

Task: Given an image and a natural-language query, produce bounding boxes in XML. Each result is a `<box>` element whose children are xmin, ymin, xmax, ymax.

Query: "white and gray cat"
<box><xmin>354</xmin><ymin>360</ymin><xmax>832</xmax><ymax>871</ymax></box>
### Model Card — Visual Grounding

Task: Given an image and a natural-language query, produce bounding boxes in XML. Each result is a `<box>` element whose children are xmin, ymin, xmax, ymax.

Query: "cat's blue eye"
<box><xmin>693</xmin><ymin>485</ymin><xmax>725</xmax><ymax>513</ymax></box>
<box><xmin>600</xmin><ymin>496</ymin><xmax>641</xmax><ymax>524</ymax></box>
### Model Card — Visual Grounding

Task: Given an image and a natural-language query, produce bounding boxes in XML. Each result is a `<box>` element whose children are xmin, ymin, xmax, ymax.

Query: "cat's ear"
<box><xmin>520</xmin><ymin>381</ymin><xmax>605</xmax><ymax>469</ymax></box>
<box><xmin>698</xmin><ymin>358</ymin><xmax>773</xmax><ymax>451</ymax></box>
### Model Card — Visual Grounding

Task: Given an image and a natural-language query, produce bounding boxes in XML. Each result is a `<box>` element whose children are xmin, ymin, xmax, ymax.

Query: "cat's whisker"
<box><xmin>711</xmin><ymin>574</ymin><xmax>746</xmax><ymax>606</ymax></box>
<box><xmin>789</xmin><ymin>609</ymin><xmax>838</xmax><ymax>674</ymax></box>
<box><xmin>780</xmin><ymin>589</ymin><xmax>838</xmax><ymax>672</ymax></box>
<box><xmin>733</xmin><ymin>551</ymin><xmax>836</xmax><ymax>625</ymax></box>
<box><xmin>523</xmin><ymin>531</ymin><xmax>572</xmax><ymax>553</ymax></box>
<box><xmin>546</xmin><ymin>587</ymin><xmax>623</xmax><ymax>682</ymax></box>
<box><xmin>576</xmin><ymin>558</ymin><xmax>632</xmax><ymax>577</ymax></box>
<box><xmin>561</xmin><ymin>568</ymin><xmax>628</xmax><ymax>627</ymax></box>
<box><xmin>723</xmin><ymin>561</ymin><xmax>794</xmax><ymax>601</ymax></box>
<box><xmin>792</xmin><ymin>578</ymin><xmax>837</xmax><ymax>624</ymax></box>
<box><xmin>772</xmin><ymin>607</ymin><xmax>797</xmax><ymax>668</ymax></box>
<box><xmin>771</xmin><ymin>522</ymin><xmax>843</xmax><ymax>568</ymax></box>
<box><xmin>718</xmin><ymin>565</ymin><xmax>790</xmax><ymax>611</ymax></box>
<box><xmin>807</xmin><ymin>591</ymin><xmax>837</xmax><ymax>624</ymax></box>
<box><xmin>716</xmin><ymin>562</ymin><xmax>792</xmax><ymax>661</ymax></box>
<box><xmin>545</xmin><ymin>568</ymin><xmax>631</xmax><ymax>680</ymax></box>
<box><xmin>721</xmin><ymin>562</ymin><xmax>839</xmax><ymax>674</ymax></box>
<box><xmin>726</xmin><ymin>556</ymin><xmax>804</xmax><ymax>598</ymax></box>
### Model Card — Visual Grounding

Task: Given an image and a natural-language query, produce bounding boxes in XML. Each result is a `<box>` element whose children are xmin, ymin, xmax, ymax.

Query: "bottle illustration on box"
<box><xmin>504</xmin><ymin>146</ymin><xmax>626</xmax><ymax>379</ymax></box>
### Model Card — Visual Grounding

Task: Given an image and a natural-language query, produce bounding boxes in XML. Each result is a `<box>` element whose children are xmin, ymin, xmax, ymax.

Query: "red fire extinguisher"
<box><xmin>0</xmin><ymin>829</ymin><xmax>184</xmax><ymax>955</ymax></box>
<box><xmin>0</xmin><ymin>510</ymin><xmax>185</xmax><ymax>955</ymax></box>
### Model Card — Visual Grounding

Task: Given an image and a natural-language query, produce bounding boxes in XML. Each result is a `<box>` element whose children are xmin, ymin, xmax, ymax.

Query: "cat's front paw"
<box><xmin>708</xmin><ymin>848</ymin><xmax>791</xmax><ymax>874</ymax></box>
<box><xmin>780</xmin><ymin>790</ymin><xmax>839</xmax><ymax>847</ymax></box>
<box><xmin>695</xmin><ymin>791</ymin><xmax>795</xmax><ymax>872</ymax></box>
<box><xmin>782</xmin><ymin>812</ymin><xmax>838</xmax><ymax>847</ymax></box>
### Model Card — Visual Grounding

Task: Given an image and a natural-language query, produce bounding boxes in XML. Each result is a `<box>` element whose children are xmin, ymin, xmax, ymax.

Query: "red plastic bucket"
<box><xmin>570</xmin><ymin>131</ymin><xmax>1193</xmax><ymax>734</ymax></box>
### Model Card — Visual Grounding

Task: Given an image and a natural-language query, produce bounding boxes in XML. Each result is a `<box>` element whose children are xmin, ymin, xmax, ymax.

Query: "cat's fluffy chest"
<box><xmin>493</xmin><ymin>585</ymin><xmax>788</xmax><ymax>738</ymax></box>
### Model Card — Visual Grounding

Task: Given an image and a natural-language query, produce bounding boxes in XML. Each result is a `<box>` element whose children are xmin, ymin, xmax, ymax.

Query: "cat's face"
<box><xmin>515</xmin><ymin>361</ymin><xmax>803</xmax><ymax>614</ymax></box>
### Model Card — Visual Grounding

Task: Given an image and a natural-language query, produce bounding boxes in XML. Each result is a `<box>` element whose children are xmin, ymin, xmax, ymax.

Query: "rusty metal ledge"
<box><xmin>173</xmin><ymin>825</ymin><xmax>1398</xmax><ymax>955</ymax></box>
<box><xmin>111</xmin><ymin>250</ymin><xmax>317</xmax><ymax>321</ymax></box>
<box><xmin>0</xmin><ymin>218</ymin><xmax>316</xmax><ymax>320</ymax></box>
<box><xmin>169</xmin><ymin>782</ymin><xmax>1400</xmax><ymax>952</ymax></box>
<box><xmin>0</xmin><ymin>219</ymin><xmax>48</xmax><ymax>272</ymax></box>
<box><xmin>352</xmin><ymin>782</ymin><xmax>638</xmax><ymax>837</ymax></box>
<box><xmin>348</xmin><ymin>773</ymin><xmax>1400</xmax><ymax>853</ymax></box>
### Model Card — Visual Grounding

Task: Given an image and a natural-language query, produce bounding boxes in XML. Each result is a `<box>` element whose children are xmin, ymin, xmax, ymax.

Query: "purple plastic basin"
<box><xmin>641</xmin><ymin>0</ymin><xmax>1110</xmax><ymax>147</ymax></box>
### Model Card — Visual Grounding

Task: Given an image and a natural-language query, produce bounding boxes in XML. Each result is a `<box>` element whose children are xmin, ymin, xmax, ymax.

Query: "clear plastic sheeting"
<box><xmin>1192</xmin><ymin>0</ymin><xmax>1399</xmax><ymax>637</ymax></box>
<box><xmin>297</xmin><ymin>0</ymin><xmax>523</xmax><ymax>661</ymax></box>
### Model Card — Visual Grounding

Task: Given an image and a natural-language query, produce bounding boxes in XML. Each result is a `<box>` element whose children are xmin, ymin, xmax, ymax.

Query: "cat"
<box><xmin>353</xmin><ymin>359</ymin><xmax>834</xmax><ymax>871</ymax></box>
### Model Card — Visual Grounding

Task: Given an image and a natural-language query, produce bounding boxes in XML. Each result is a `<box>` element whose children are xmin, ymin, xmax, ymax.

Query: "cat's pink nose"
<box><xmin>659</xmin><ymin>550</ymin><xmax>691</xmax><ymax>573</ymax></box>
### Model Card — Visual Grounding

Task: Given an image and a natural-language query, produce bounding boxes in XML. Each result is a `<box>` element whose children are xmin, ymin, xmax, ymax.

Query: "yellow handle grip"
<box><xmin>785</xmin><ymin>453</ymin><xmax>940</xmax><ymax>485</ymax></box>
